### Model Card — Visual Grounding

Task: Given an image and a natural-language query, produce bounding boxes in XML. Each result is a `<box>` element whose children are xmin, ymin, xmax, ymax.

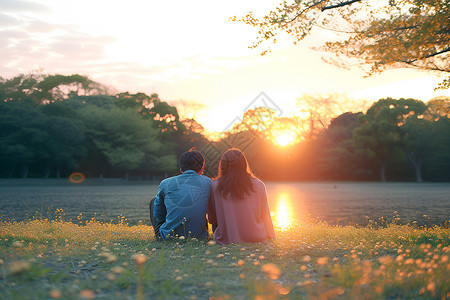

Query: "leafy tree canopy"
<box><xmin>0</xmin><ymin>72</ymin><xmax>109</xmax><ymax>104</ymax></box>
<box><xmin>234</xmin><ymin>0</ymin><xmax>449</xmax><ymax>88</ymax></box>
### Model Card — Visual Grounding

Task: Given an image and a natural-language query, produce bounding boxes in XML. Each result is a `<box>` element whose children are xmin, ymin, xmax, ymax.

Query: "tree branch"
<box><xmin>283</xmin><ymin>0</ymin><xmax>329</xmax><ymax>25</ymax></box>
<box><xmin>404</xmin><ymin>47</ymin><xmax>450</xmax><ymax>64</ymax></box>
<box><xmin>321</xmin><ymin>0</ymin><xmax>363</xmax><ymax>11</ymax></box>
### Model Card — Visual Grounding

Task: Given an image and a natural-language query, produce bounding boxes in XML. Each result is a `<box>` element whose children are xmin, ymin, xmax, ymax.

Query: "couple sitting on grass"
<box><xmin>149</xmin><ymin>148</ymin><xmax>275</xmax><ymax>245</ymax></box>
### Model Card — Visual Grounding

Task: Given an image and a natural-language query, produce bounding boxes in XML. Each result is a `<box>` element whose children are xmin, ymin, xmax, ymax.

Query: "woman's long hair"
<box><xmin>215</xmin><ymin>148</ymin><xmax>256</xmax><ymax>200</ymax></box>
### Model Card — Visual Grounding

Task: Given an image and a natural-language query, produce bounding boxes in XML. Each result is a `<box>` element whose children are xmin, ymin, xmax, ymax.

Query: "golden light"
<box><xmin>274</xmin><ymin>132</ymin><xmax>297</xmax><ymax>147</ymax></box>
<box><xmin>269</xmin><ymin>118</ymin><xmax>302</xmax><ymax>147</ymax></box>
<box><xmin>275</xmin><ymin>192</ymin><xmax>293</xmax><ymax>229</ymax></box>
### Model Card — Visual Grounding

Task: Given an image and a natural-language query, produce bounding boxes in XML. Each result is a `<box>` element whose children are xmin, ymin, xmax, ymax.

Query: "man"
<box><xmin>149</xmin><ymin>149</ymin><xmax>211</xmax><ymax>239</ymax></box>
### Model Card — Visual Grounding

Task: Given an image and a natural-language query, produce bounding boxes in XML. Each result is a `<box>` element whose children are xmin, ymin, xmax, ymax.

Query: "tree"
<box><xmin>78</xmin><ymin>104</ymin><xmax>176</xmax><ymax>176</ymax></box>
<box><xmin>0</xmin><ymin>99</ymin><xmax>50</xmax><ymax>178</ymax></box>
<box><xmin>234</xmin><ymin>0</ymin><xmax>450</xmax><ymax>88</ymax></box>
<box><xmin>353</xmin><ymin>98</ymin><xmax>428</xmax><ymax>182</ymax></box>
<box><xmin>41</xmin><ymin>102</ymin><xmax>87</xmax><ymax>178</ymax></box>
<box><xmin>421</xmin><ymin>97</ymin><xmax>450</xmax><ymax>181</ymax></box>
<box><xmin>317</xmin><ymin>112</ymin><xmax>369</xmax><ymax>179</ymax></box>
<box><xmin>295</xmin><ymin>93</ymin><xmax>369</xmax><ymax>140</ymax></box>
<box><xmin>0</xmin><ymin>72</ymin><xmax>109</xmax><ymax>104</ymax></box>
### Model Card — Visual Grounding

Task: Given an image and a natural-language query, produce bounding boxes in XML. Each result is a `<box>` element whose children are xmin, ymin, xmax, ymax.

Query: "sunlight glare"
<box><xmin>274</xmin><ymin>132</ymin><xmax>297</xmax><ymax>147</ymax></box>
<box><xmin>275</xmin><ymin>193</ymin><xmax>293</xmax><ymax>229</ymax></box>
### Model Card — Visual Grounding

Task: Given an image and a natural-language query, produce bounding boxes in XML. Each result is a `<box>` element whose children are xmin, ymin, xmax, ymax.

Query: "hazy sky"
<box><xmin>1</xmin><ymin>0</ymin><xmax>449</xmax><ymax>131</ymax></box>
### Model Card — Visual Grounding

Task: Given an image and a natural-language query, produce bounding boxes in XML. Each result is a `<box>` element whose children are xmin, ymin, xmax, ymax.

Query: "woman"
<box><xmin>207</xmin><ymin>148</ymin><xmax>275</xmax><ymax>244</ymax></box>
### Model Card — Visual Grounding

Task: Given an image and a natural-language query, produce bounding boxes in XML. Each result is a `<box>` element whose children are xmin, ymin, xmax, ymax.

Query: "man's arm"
<box><xmin>154</xmin><ymin>181</ymin><xmax>167</xmax><ymax>223</ymax></box>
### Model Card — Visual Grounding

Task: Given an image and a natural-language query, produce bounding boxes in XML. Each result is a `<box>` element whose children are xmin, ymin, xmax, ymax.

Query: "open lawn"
<box><xmin>1</xmin><ymin>213</ymin><xmax>449</xmax><ymax>299</ymax></box>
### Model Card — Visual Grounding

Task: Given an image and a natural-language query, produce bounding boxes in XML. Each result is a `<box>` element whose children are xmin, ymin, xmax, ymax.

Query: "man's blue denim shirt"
<box><xmin>154</xmin><ymin>170</ymin><xmax>211</xmax><ymax>239</ymax></box>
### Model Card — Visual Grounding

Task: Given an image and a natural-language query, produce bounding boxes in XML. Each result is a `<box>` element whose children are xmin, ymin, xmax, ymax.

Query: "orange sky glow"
<box><xmin>1</xmin><ymin>0</ymin><xmax>449</xmax><ymax>133</ymax></box>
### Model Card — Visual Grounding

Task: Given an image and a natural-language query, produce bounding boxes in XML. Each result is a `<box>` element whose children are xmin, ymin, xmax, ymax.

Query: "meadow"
<box><xmin>1</xmin><ymin>211</ymin><xmax>449</xmax><ymax>299</ymax></box>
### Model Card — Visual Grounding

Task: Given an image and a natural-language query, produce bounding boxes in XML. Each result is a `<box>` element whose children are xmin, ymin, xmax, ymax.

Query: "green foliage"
<box><xmin>0</xmin><ymin>72</ymin><xmax>109</xmax><ymax>104</ymax></box>
<box><xmin>0</xmin><ymin>72</ymin><xmax>182</xmax><ymax>178</ymax></box>
<box><xmin>235</xmin><ymin>0</ymin><xmax>449</xmax><ymax>88</ymax></box>
<box><xmin>353</xmin><ymin>98</ymin><xmax>430</xmax><ymax>181</ymax></box>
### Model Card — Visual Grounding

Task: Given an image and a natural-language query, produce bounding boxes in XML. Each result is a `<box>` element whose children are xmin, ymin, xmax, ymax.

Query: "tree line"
<box><xmin>0</xmin><ymin>72</ymin><xmax>203</xmax><ymax>179</ymax></box>
<box><xmin>1</xmin><ymin>72</ymin><xmax>449</xmax><ymax>182</ymax></box>
<box><xmin>212</xmin><ymin>97</ymin><xmax>450</xmax><ymax>182</ymax></box>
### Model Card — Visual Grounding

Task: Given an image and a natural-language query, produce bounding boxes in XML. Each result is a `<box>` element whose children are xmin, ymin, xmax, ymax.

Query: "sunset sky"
<box><xmin>2</xmin><ymin>0</ymin><xmax>449</xmax><ymax>131</ymax></box>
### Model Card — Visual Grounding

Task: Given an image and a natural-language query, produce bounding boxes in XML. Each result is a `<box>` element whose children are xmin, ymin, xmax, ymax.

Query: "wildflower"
<box><xmin>179</xmin><ymin>236</ymin><xmax>185</xmax><ymax>240</ymax></box>
<box><xmin>49</xmin><ymin>289</ymin><xmax>62</xmax><ymax>299</ymax></box>
<box><xmin>237</xmin><ymin>260</ymin><xmax>245</xmax><ymax>266</ymax></box>
<box><xmin>207</xmin><ymin>240</ymin><xmax>216</xmax><ymax>246</ymax></box>
<box><xmin>259</xmin><ymin>255</ymin><xmax>265</xmax><ymax>260</ymax></box>
<box><xmin>107</xmin><ymin>273</ymin><xmax>116</xmax><ymax>281</ymax></box>
<box><xmin>253</xmin><ymin>261</ymin><xmax>260</xmax><ymax>266</ymax></box>
<box><xmin>176</xmin><ymin>276</ymin><xmax>183</xmax><ymax>281</ymax></box>
<box><xmin>379</xmin><ymin>256</ymin><xmax>394</xmax><ymax>265</ymax></box>
<box><xmin>317</xmin><ymin>257</ymin><xmax>329</xmax><ymax>266</ymax></box>
<box><xmin>426</xmin><ymin>281</ymin><xmax>436</xmax><ymax>294</ymax></box>
<box><xmin>216</xmin><ymin>254</ymin><xmax>225</xmax><ymax>259</ymax></box>
<box><xmin>302</xmin><ymin>255</ymin><xmax>311</xmax><ymax>262</ymax></box>
<box><xmin>279</xmin><ymin>287</ymin><xmax>290</xmax><ymax>295</ymax></box>
<box><xmin>303</xmin><ymin>280</ymin><xmax>314</xmax><ymax>286</ymax></box>
<box><xmin>12</xmin><ymin>241</ymin><xmax>24</xmax><ymax>248</ymax></box>
<box><xmin>7</xmin><ymin>260</ymin><xmax>31</xmax><ymax>275</ymax></box>
<box><xmin>261</xmin><ymin>263</ymin><xmax>281</xmax><ymax>280</ymax></box>
<box><xmin>111</xmin><ymin>266</ymin><xmax>124</xmax><ymax>274</ymax></box>
<box><xmin>132</xmin><ymin>254</ymin><xmax>148</xmax><ymax>266</ymax></box>
<box><xmin>106</xmin><ymin>254</ymin><xmax>117</xmax><ymax>263</ymax></box>
<box><xmin>79</xmin><ymin>289</ymin><xmax>95</xmax><ymax>299</ymax></box>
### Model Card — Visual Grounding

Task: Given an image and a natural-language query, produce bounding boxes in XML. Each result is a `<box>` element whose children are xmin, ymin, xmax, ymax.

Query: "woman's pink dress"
<box><xmin>207</xmin><ymin>178</ymin><xmax>275</xmax><ymax>245</ymax></box>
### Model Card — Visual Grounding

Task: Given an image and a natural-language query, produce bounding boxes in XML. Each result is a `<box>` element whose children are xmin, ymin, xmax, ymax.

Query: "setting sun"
<box><xmin>274</xmin><ymin>132</ymin><xmax>297</xmax><ymax>147</ymax></box>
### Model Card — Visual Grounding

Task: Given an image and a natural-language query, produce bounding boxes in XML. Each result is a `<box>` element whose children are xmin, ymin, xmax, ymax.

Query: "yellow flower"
<box><xmin>132</xmin><ymin>254</ymin><xmax>148</xmax><ymax>266</ymax></box>
<box><xmin>49</xmin><ymin>289</ymin><xmax>62</xmax><ymax>299</ymax></box>
<box><xmin>12</xmin><ymin>241</ymin><xmax>24</xmax><ymax>248</ymax></box>
<box><xmin>79</xmin><ymin>289</ymin><xmax>95</xmax><ymax>299</ymax></box>
<box><xmin>317</xmin><ymin>257</ymin><xmax>329</xmax><ymax>266</ymax></box>
<box><xmin>7</xmin><ymin>260</ymin><xmax>31</xmax><ymax>275</ymax></box>
<box><xmin>379</xmin><ymin>256</ymin><xmax>394</xmax><ymax>265</ymax></box>
<box><xmin>261</xmin><ymin>263</ymin><xmax>281</xmax><ymax>280</ymax></box>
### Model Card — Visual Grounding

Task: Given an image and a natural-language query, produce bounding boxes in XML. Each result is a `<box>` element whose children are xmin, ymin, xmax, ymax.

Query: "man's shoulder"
<box><xmin>199</xmin><ymin>175</ymin><xmax>212</xmax><ymax>184</ymax></box>
<box><xmin>161</xmin><ymin>173</ymin><xmax>211</xmax><ymax>186</ymax></box>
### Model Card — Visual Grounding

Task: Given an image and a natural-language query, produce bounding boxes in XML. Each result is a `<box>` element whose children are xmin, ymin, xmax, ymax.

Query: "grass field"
<box><xmin>1</xmin><ymin>212</ymin><xmax>449</xmax><ymax>299</ymax></box>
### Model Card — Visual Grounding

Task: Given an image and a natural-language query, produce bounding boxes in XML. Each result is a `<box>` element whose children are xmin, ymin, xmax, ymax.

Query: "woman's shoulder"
<box><xmin>250</xmin><ymin>177</ymin><xmax>266</xmax><ymax>189</ymax></box>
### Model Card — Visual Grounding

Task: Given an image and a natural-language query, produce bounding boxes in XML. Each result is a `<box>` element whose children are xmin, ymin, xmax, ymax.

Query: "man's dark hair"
<box><xmin>179</xmin><ymin>149</ymin><xmax>205</xmax><ymax>173</ymax></box>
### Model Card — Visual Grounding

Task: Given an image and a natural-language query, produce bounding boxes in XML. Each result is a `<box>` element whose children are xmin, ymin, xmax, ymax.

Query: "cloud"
<box><xmin>0</xmin><ymin>12</ymin><xmax>20</xmax><ymax>26</ymax></box>
<box><xmin>0</xmin><ymin>0</ymin><xmax>49</xmax><ymax>13</ymax></box>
